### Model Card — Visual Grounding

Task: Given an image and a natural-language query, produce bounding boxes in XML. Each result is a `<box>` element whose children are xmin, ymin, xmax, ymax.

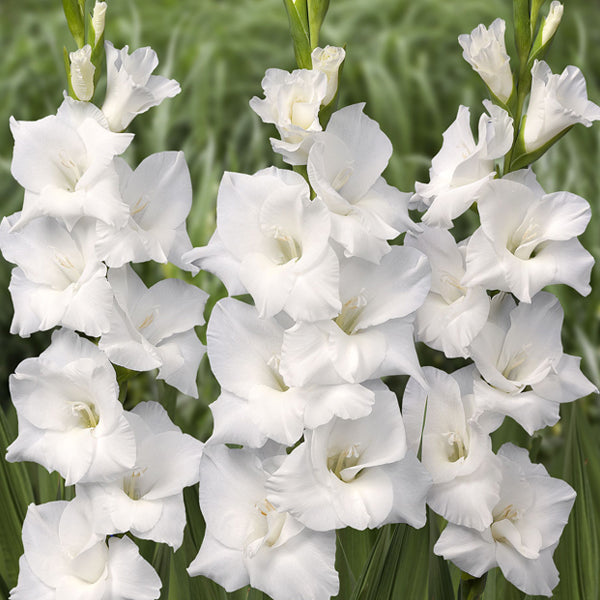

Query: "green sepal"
<box><xmin>88</xmin><ymin>13</ymin><xmax>105</xmax><ymax>89</ymax></box>
<box><xmin>307</xmin><ymin>0</ymin><xmax>331</xmax><ymax>51</ymax></box>
<box><xmin>63</xmin><ymin>45</ymin><xmax>78</xmax><ymax>100</ymax></box>
<box><xmin>458</xmin><ymin>571</ymin><xmax>488</xmax><ymax>600</ymax></box>
<box><xmin>62</xmin><ymin>0</ymin><xmax>85</xmax><ymax>48</ymax></box>
<box><xmin>282</xmin><ymin>0</ymin><xmax>312</xmax><ymax>69</ymax></box>
<box><xmin>509</xmin><ymin>120</ymin><xmax>574</xmax><ymax>172</ymax></box>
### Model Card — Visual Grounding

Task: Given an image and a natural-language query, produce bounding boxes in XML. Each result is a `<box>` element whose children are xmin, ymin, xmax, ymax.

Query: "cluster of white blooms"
<box><xmin>2</xmin><ymin>4</ymin><xmax>205</xmax><ymax>597</ymax></box>
<box><xmin>407</xmin><ymin>4</ymin><xmax>598</xmax><ymax>596</ymax></box>
<box><xmin>184</xmin><ymin>45</ymin><xmax>436</xmax><ymax>600</ymax></box>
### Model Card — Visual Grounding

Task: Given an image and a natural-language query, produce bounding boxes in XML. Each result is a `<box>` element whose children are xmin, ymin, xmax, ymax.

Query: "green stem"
<box><xmin>458</xmin><ymin>572</ymin><xmax>487</xmax><ymax>600</ymax></box>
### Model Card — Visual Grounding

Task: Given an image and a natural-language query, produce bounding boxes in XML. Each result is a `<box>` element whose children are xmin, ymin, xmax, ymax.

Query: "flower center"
<box><xmin>439</xmin><ymin>271</ymin><xmax>467</xmax><ymax>304</ymax></box>
<box><xmin>501</xmin><ymin>344</ymin><xmax>532</xmax><ymax>381</ymax></box>
<box><xmin>58</xmin><ymin>150</ymin><xmax>83</xmax><ymax>191</ymax></box>
<box><xmin>70</xmin><ymin>401</ymin><xmax>99</xmax><ymax>428</ymax></box>
<box><xmin>244</xmin><ymin>499</ymin><xmax>287</xmax><ymax>557</ymax></box>
<box><xmin>507</xmin><ymin>219</ymin><xmax>544</xmax><ymax>259</ymax></box>
<box><xmin>444</xmin><ymin>431</ymin><xmax>467</xmax><ymax>463</ymax></box>
<box><xmin>327</xmin><ymin>444</ymin><xmax>361</xmax><ymax>481</ymax></box>
<box><xmin>272</xmin><ymin>227</ymin><xmax>302</xmax><ymax>265</ymax></box>
<box><xmin>334</xmin><ymin>291</ymin><xmax>367</xmax><ymax>334</ymax></box>
<box><xmin>266</xmin><ymin>355</ymin><xmax>289</xmax><ymax>392</ymax></box>
<box><xmin>130</xmin><ymin>196</ymin><xmax>149</xmax><ymax>218</ymax></box>
<box><xmin>123</xmin><ymin>468</ymin><xmax>147</xmax><ymax>500</ymax></box>
<box><xmin>331</xmin><ymin>163</ymin><xmax>354</xmax><ymax>191</ymax></box>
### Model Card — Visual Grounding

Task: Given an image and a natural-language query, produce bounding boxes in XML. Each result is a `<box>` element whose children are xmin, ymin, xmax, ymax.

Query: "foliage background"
<box><xmin>0</xmin><ymin>0</ymin><xmax>598</xmax><ymax>598</ymax></box>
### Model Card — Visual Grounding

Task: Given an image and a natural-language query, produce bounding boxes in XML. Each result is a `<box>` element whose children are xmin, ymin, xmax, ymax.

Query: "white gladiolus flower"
<box><xmin>311</xmin><ymin>45</ymin><xmax>345</xmax><ymax>105</ymax></box>
<box><xmin>78</xmin><ymin>401</ymin><xmax>204</xmax><ymax>550</ymax></box>
<box><xmin>188</xmin><ymin>445</ymin><xmax>339</xmax><ymax>600</ymax></box>
<box><xmin>184</xmin><ymin>167</ymin><xmax>341</xmax><ymax>322</ymax></box>
<box><xmin>70</xmin><ymin>45</ymin><xmax>95</xmax><ymax>102</ymax></box>
<box><xmin>468</xmin><ymin>293</ymin><xmax>597</xmax><ymax>434</ymax></box>
<box><xmin>99</xmin><ymin>265</ymin><xmax>207</xmax><ymax>397</ymax></box>
<box><xmin>541</xmin><ymin>2</ymin><xmax>563</xmax><ymax>45</ymax></box>
<box><xmin>206</xmin><ymin>298</ymin><xmax>375</xmax><ymax>448</ymax></box>
<box><xmin>249</xmin><ymin>67</ymin><xmax>328</xmax><ymax>164</ymax></box>
<box><xmin>403</xmin><ymin>368</ymin><xmax>501</xmax><ymax>530</ymax></box>
<box><xmin>95</xmin><ymin>152</ymin><xmax>197</xmax><ymax>271</ymax></box>
<box><xmin>102</xmin><ymin>41</ymin><xmax>181</xmax><ymax>132</ymax></box>
<box><xmin>522</xmin><ymin>60</ymin><xmax>600</xmax><ymax>152</ymax></box>
<box><xmin>10</xmin><ymin>499</ymin><xmax>161</xmax><ymax>600</ymax></box>
<box><xmin>405</xmin><ymin>226</ymin><xmax>490</xmax><ymax>358</ymax></box>
<box><xmin>9</xmin><ymin>96</ymin><xmax>132</xmax><ymax>230</ymax></box>
<box><xmin>458</xmin><ymin>18</ymin><xmax>513</xmax><ymax>103</ymax></box>
<box><xmin>413</xmin><ymin>101</ymin><xmax>513</xmax><ymax>228</ymax></box>
<box><xmin>308</xmin><ymin>103</ymin><xmax>415</xmax><ymax>262</ymax></box>
<box><xmin>280</xmin><ymin>245</ymin><xmax>430</xmax><ymax>387</ymax></box>
<box><xmin>435</xmin><ymin>444</ymin><xmax>576</xmax><ymax>597</ymax></box>
<box><xmin>0</xmin><ymin>215</ymin><xmax>113</xmax><ymax>337</ymax></box>
<box><xmin>92</xmin><ymin>1</ymin><xmax>107</xmax><ymax>46</ymax></box>
<box><xmin>462</xmin><ymin>170</ymin><xmax>594</xmax><ymax>302</ymax></box>
<box><xmin>265</xmin><ymin>380</ymin><xmax>431</xmax><ymax>531</ymax></box>
<box><xmin>6</xmin><ymin>329</ymin><xmax>136</xmax><ymax>485</ymax></box>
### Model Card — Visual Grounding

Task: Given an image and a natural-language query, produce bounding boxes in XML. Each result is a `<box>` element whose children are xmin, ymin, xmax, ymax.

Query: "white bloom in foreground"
<box><xmin>435</xmin><ymin>444</ymin><xmax>576</xmax><ymax>597</ymax></box>
<box><xmin>102</xmin><ymin>41</ymin><xmax>181</xmax><ymax>132</ymax></box>
<box><xmin>0</xmin><ymin>215</ymin><xmax>113</xmax><ymax>337</ymax></box>
<box><xmin>458</xmin><ymin>18</ymin><xmax>513</xmax><ymax>103</ymax></box>
<box><xmin>541</xmin><ymin>2</ymin><xmax>564</xmax><ymax>45</ymax></box>
<box><xmin>70</xmin><ymin>45</ymin><xmax>95</xmax><ymax>102</ymax></box>
<box><xmin>95</xmin><ymin>152</ymin><xmax>196</xmax><ymax>271</ymax></box>
<box><xmin>249</xmin><ymin>68</ymin><xmax>327</xmax><ymax>164</ymax></box>
<box><xmin>280</xmin><ymin>245</ymin><xmax>430</xmax><ymax>387</ymax></box>
<box><xmin>185</xmin><ymin>167</ymin><xmax>340</xmax><ymax>321</ymax></box>
<box><xmin>308</xmin><ymin>103</ymin><xmax>414</xmax><ymax>262</ymax></box>
<box><xmin>99</xmin><ymin>265</ymin><xmax>207</xmax><ymax>397</ymax></box>
<box><xmin>206</xmin><ymin>298</ymin><xmax>374</xmax><ymax>448</ymax></box>
<box><xmin>266</xmin><ymin>380</ymin><xmax>431</xmax><ymax>531</ymax></box>
<box><xmin>468</xmin><ymin>292</ymin><xmax>596</xmax><ymax>434</ymax></box>
<box><xmin>463</xmin><ymin>170</ymin><xmax>594</xmax><ymax>302</ymax></box>
<box><xmin>523</xmin><ymin>60</ymin><xmax>600</xmax><ymax>153</ymax></box>
<box><xmin>311</xmin><ymin>45</ymin><xmax>345</xmax><ymax>105</ymax></box>
<box><xmin>9</xmin><ymin>97</ymin><xmax>132</xmax><ymax>230</ymax></box>
<box><xmin>405</xmin><ymin>226</ymin><xmax>489</xmax><ymax>358</ymax></box>
<box><xmin>6</xmin><ymin>329</ymin><xmax>135</xmax><ymax>486</ymax></box>
<box><xmin>10</xmin><ymin>499</ymin><xmax>161</xmax><ymax>600</ymax></box>
<box><xmin>403</xmin><ymin>368</ymin><xmax>501</xmax><ymax>530</ymax></box>
<box><xmin>413</xmin><ymin>101</ymin><xmax>513</xmax><ymax>228</ymax></box>
<box><xmin>78</xmin><ymin>401</ymin><xmax>203</xmax><ymax>550</ymax></box>
<box><xmin>188</xmin><ymin>445</ymin><xmax>339</xmax><ymax>600</ymax></box>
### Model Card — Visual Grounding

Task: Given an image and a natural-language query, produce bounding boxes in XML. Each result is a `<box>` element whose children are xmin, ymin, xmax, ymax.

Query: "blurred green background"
<box><xmin>0</xmin><ymin>0</ymin><xmax>599</xmax><ymax>599</ymax></box>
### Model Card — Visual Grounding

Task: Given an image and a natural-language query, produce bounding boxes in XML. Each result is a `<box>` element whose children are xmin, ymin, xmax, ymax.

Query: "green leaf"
<box><xmin>62</xmin><ymin>0</ymin><xmax>85</xmax><ymax>47</ymax></box>
<box><xmin>554</xmin><ymin>402</ymin><xmax>600</xmax><ymax>599</ymax></box>
<box><xmin>428</xmin><ymin>513</ymin><xmax>454</xmax><ymax>600</ymax></box>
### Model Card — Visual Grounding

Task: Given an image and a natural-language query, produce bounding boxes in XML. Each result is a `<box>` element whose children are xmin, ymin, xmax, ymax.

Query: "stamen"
<box><xmin>266</xmin><ymin>355</ymin><xmax>289</xmax><ymax>391</ymax></box>
<box><xmin>501</xmin><ymin>344</ymin><xmax>532</xmax><ymax>380</ymax></box>
<box><xmin>58</xmin><ymin>151</ymin><xmax>83</xmax><ymax>191</ymax></box>
<box><xmin>334</xmin><ymin>291</ymin><xmax>367</xmax><ymax>334</ymax></box>
<box><xmin>331</xmin><ymin>164</ymin><xmax>354</xmax><ymax>191</ymax></box>
<box><xmin>130</xmin><ymin>196</ymin><xmax>149</xmax><ymax>216</ymax></box>
<box><xmin>444</xmin><ymin>431</ymin><xmax>467</xmax><ymax>462</ymax></box>
<box><xmin>328</xmin><ymin>444</ymin><xmax>361</xmax><ymax>480</ymax></box>
<box><xmin>70</xmin><ymin>401</ymin><xmax>99</xmax><ymax>428</ymax></box>
<box><xmin>272</xmin><ymin>227</ymin><xmax>302</xmax><ymax>264</ymax></box>
<box><xmin>123</xmin><ymin>468</ymin><xmax>148</xmax><ymax>500</ymax></box>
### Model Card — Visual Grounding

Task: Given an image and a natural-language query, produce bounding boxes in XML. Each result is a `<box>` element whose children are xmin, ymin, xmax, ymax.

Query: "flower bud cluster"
<box><xmin>183</xmin><ymin>47</ymin><xmax>437</xmax><ymax>600</ymax></box>
<box><xmin>408</xmin><ymin>7</ymin><xmax>597</xmax><ymax>596</ymax></box>
<box><xmin>3</xmin><ymin>27</ymin><xmax>205</xmax><ymax>600</ymax></box>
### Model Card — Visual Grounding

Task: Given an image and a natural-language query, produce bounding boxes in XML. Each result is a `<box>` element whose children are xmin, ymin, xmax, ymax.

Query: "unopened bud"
<box><xmin>92</xmin><ymin>2</ymin><xmax>108</xmax><ymax>47</ymax></box>
<box><xmin>70</xmin><ymin>45</ymin><xmax>95</xmax><ymax>102</ymax></box>
<box><xmin>311</xmin><ymin>45</ymin><xmax>345</xmax><ymax>105</ymax></box>
<box><xmin>542</xmin><ymin>2</ymin><xmax>563</xmax><ymax>46</ymax></box>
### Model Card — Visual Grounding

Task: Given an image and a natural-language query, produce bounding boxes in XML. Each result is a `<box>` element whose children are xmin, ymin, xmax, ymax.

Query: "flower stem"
<box><xmin>458</xmin><ymin>572</ymin><xmax>487</xmax><ymax>600</ymax></box>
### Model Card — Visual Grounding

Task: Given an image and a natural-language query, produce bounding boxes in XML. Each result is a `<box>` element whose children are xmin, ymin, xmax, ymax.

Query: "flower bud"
<box><xmin>458</xmin><ymin>18</ymin><xmax>513</xmax><ymax>104</ymax></box>
<box><xmin>311</xmin><ymin>45</ymin><xmax>345</xmax><ymax>105</ymax></box>
<box><xmin>69</xmin><ymin>44</ymin><xmax>95</xmax><ymax>102</ymax></box>
<box><xmin>541</xmin><ymin>1</ymin><xmax>563</xmax><ymax>46</ymax></box>
<box><xmin>92</xmin><ymin>1</ymin><xmax>108</xmax><ymax>47</ymax></box>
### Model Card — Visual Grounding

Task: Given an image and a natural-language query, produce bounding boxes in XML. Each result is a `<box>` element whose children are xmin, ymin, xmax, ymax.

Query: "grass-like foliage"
<box><xmin>0</xmin><ymin>0</ymin><xmax>598</xmax><ymax>598</ymax></box>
